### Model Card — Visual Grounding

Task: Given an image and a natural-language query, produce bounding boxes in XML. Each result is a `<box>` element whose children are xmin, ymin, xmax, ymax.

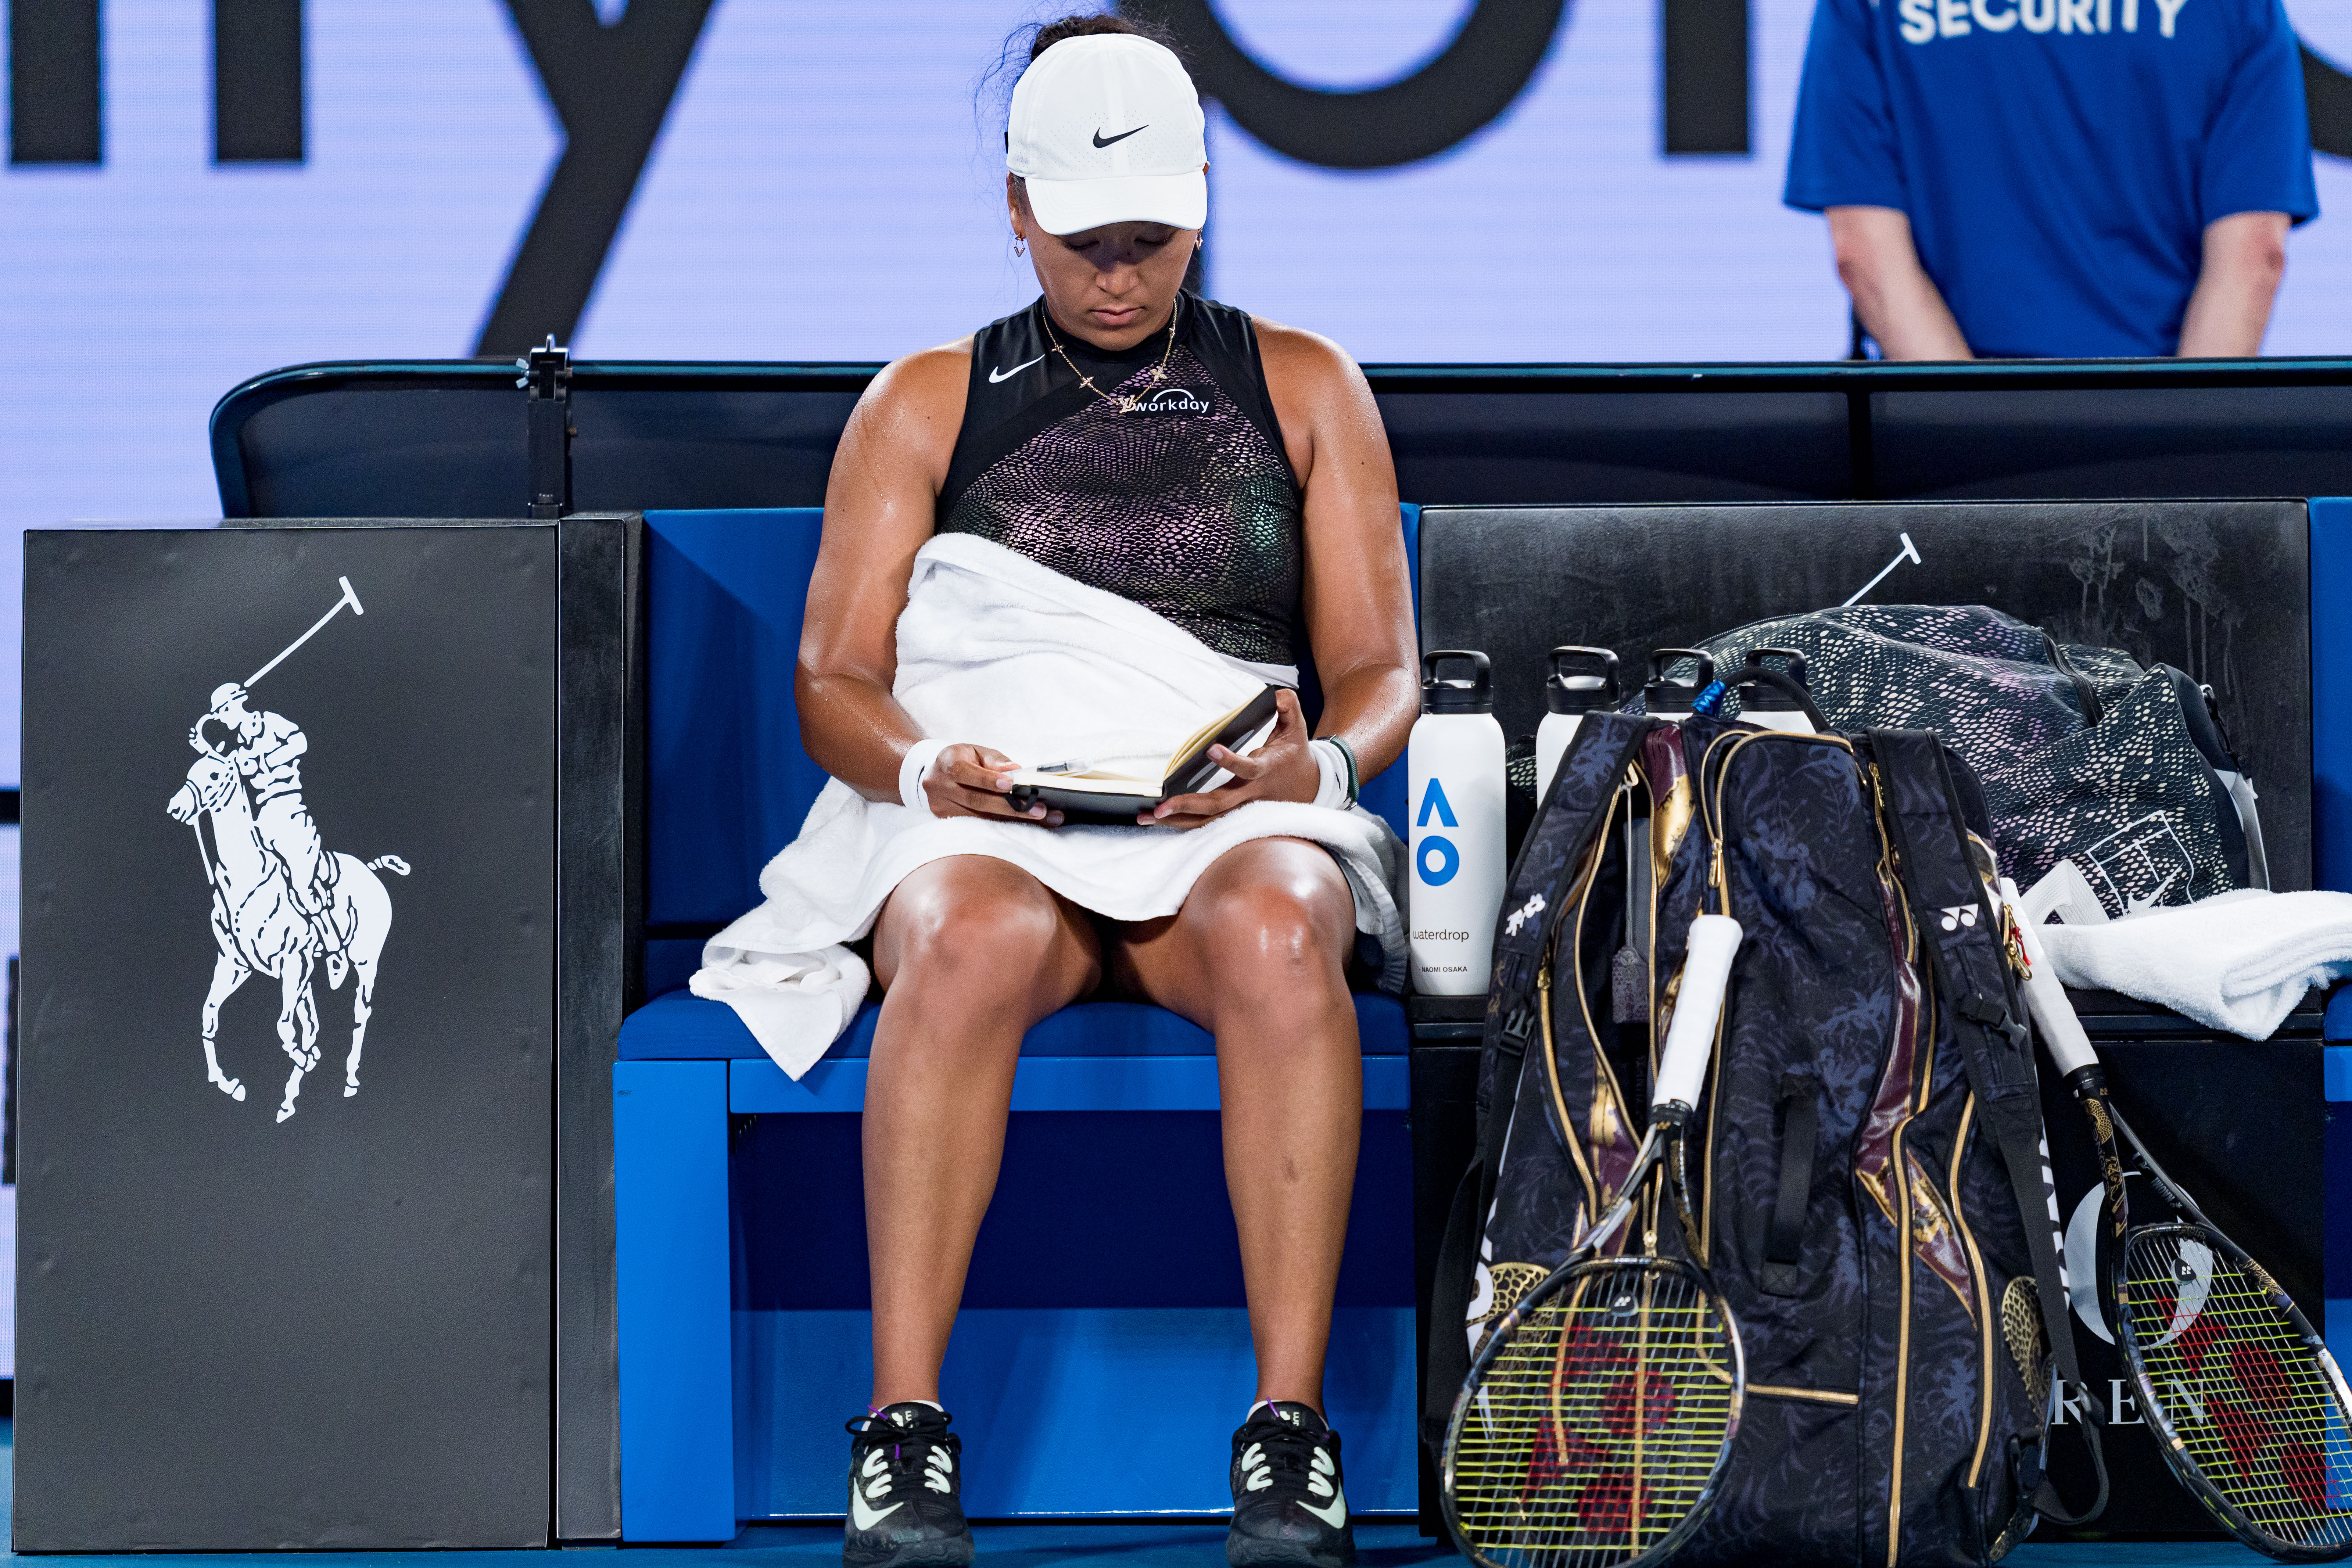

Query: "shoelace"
<box><xmin>1238</xmin><ymin>1426</ymin><xmax>1339</xmax><ymax>1501</ymax></box>
<box><xmin>846</xmin><ymin>1414</ymin><xmax>960</xmax><ymax>1502</ymax></box>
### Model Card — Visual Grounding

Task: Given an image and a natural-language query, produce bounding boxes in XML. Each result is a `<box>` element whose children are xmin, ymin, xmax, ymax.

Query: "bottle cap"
<box><xmin>1545</xmin><ymin>646</ymin><xmax>1621</xmax><ymax>715</ymax></box>
<box><xmin>1736</xmin><ymin>647</ymin><xmax>1810</xmax><ymax>712</ymax></box>
<box><xmin>1421</xmin><ymin>650</ymin><xmax>1494</xmax><ymax>714</ymax></box>
<box><xmin>1644</xmin><ymin>649</ymin><xmax>1714</xmax><ymax>714</ymax></box>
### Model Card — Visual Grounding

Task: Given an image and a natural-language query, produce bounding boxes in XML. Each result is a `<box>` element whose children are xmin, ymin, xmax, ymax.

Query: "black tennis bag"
<box><xmin>1680</xmin><ymin>605</ymin><xmax>2268</xmax><ymax>917</ymax></box>
<box><xmin>1427</xmin><ymin>710</ymin><xmax>2108</xmax><ymax>1565</ymax></box>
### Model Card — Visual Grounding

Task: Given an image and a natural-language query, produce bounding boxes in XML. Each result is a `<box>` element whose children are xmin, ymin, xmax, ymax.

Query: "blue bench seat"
<box><xmin>615</xmin><ymin>507</ymin><xmax>1424</xmax><ymax>1539</ymax></box>
<box><xmin>621</xmin><ymin>990</ymin><xmax>1412</xmax><ymax>1115</ymax></box>
<box><xmin>623</xmin><ymin>990</ymin><xmax>1412</xmax><ymax>1060</ymax></box>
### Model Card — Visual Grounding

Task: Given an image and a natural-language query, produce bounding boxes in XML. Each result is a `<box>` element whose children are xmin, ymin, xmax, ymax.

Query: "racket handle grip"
<box><xmin>1654</xmin><ymin>914</ymin><xmax>1742</xmax><ymax>1110</ymax></box>
<box><xmin>1998</xmin><ymin>876</ymin><xmax>2099</xmax><ymax>1077</ymax></box>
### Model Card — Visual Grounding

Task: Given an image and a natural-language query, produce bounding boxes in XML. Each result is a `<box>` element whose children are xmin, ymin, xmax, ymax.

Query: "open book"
<box><xmin>1002</xmin><ymin>685</ymin><xmax>1284</xmax><ymax>823</ymax></box>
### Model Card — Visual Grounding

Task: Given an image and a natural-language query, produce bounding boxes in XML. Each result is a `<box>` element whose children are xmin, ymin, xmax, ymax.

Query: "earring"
<box><xmin>1015</xmin><ymin>234</ymin><xmax>1028</xmax><ymax>257</ymax></box>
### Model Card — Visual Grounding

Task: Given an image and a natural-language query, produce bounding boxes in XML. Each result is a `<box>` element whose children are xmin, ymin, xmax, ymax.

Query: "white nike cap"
<box><xmin>1007</xmin><ymin>33</ymin><xmax>1207</xmax><ymax>237</ymax></box>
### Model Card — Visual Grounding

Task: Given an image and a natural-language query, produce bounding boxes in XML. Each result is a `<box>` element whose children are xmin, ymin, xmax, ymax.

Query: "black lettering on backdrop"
<box><xmin>214</xmin><ymin>0</ymin><xmax>304</xmax><ymax>163</ymax></box>
<box><xmin>2306</xmin><ymin>45</ymin><xmax>2352</xmax><ymax>160</ymax></box>
<box><xmin>8</xmin><ymin>0</ymin><xmax>101</xmax><ymax>164</ymax></box>
<box><xmin>1664</xmin><ymin>0</ymin><xmax>1749</xmax><ymax>153</ymax></box>
<box><xmin>475</xmin><ymin>0</ymin><xmax>717</xmax><ymax>358</ymax></box>
<box><xmin>1121</xmin><ymin>0</ymin><xmax>1567</xmax><ymax>169</ymax></box>
<box><xmin>2</xmin><ymin>0</ymin><xmax>2345</xmax><ymax>331</ymax></box>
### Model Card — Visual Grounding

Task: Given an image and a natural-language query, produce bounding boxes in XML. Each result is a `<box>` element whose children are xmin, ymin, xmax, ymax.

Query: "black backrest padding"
<box><xmin>1416</xmin><ymin>501</ymin><xmax>2312</xmax><ymax>891</ymax></box>
<box><xmin>236</xmin><ymin>388</ymin><xmax>526</xmax><ymax>518</ymax></box>
<box><xmin>568</xmin><ymin>389</ymin><xmax>862</xmax><ymax>513</ymax></box>
<box><xmin>1872</xmin><ymin>386</ymin><xmax>2352</xmax><ymax>500</ymax></box>
<box><xmin>212</xmin><ymin>360</ymin><xmax>2352</xmax><ymax>519</ymax></box>
<box><xmin>1370</xmin><ymin>390</ymin><xmax>1854</xmax><ymax>503</ymax></box>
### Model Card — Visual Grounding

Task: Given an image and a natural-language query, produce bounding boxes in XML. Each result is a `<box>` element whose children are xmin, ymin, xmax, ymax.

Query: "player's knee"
<box><xmin>1196</xmin><ymin>870</ymin><xmax>1349</xmax><ymax>997</ymax></box>
<box><xmin>889</xmin><ymin>872</ymin><xmax>1065</xmax><ymax>992</ymax></box>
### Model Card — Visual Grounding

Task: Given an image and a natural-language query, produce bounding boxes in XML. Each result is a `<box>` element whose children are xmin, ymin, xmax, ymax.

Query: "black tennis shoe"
<box><xmin>1227</xmin><ymin>1401</ymin><xmax>1355</xmax><ymax>1568</ymax></box>
<box><xmin>843</xmin><ymin>1402</ymin><xmax>974</xmax><ymax>1568</ymax></box>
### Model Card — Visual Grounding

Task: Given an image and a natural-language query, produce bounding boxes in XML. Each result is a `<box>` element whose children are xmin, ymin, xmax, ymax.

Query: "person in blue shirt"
<box><xmin>1785</xmin><ymin>0</ymin><xmax>2320</xmax><ymax>357</ymax></box>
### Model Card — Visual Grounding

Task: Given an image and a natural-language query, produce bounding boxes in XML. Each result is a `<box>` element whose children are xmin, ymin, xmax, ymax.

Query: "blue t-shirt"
<box><xmin>1785</xmin><ymin>0</ymin><xmax>2319</xmax><ymax>357</ymax></box>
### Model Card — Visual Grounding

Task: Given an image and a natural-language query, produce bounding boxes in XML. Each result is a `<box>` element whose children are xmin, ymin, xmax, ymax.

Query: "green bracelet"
<box><xmin>1327</xmin><ymin>736</ymin><xmax>1359</xmax><ymax>806</ymax></box>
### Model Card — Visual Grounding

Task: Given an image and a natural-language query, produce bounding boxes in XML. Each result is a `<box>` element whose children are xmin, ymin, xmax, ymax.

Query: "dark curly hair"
<box><xmin>980</xmin><ymin>10</ymin><xmax>1192</xmax><ymax>135</ymax></box>
<box><xmin>1024</xmin><ymin>11</ymin><xmax>1185</xmax><ymax>65</ymax></box>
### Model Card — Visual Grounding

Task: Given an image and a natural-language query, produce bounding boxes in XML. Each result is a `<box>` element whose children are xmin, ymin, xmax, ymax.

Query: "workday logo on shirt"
<box><xmin>1127</xmin><ymin>385</ymin><xmax>1214</xmax><ymax>416</ymax></box>
<box><xmin>1899</xmin><ymin>0</ymin><xmax>2188</xmax><ymax>42</ymax></box>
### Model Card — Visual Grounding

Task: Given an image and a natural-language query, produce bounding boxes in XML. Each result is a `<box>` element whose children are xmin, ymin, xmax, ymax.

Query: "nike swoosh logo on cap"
<box><xmin>989</xmin><ymin>354</ymin><xmax>1046</xmax><ymax>384</ymax></box>
<box><xmin>1301</xmin><ymin>1485</ymin><xmax>1347</xmax><ymax>1529</ymax></box>
<box><xmin>1092</xmin><ymin>125</ymin><xmax>1147</xmax><ymax>147</ymax></box>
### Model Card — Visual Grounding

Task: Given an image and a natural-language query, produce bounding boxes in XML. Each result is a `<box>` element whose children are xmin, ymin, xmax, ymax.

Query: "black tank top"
<box><xmin>937</xmin><ymin>293</ymin><xmax>1305</xmax><ymax>668</ymax></box>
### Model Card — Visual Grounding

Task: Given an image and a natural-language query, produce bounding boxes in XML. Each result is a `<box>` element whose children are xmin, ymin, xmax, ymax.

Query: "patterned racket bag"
<box><xmin>1675</xmin><ymin>605</ymin><xmax>2267</xmax><ymax>919</ymax></box>
<box><xmin>1427</xmin><ymin>711</ymin><xmax>2109</xmax><ymax>1566</ymax></box>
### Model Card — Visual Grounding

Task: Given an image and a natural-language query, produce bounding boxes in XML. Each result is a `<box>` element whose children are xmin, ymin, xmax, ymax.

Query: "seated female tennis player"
<box><xmin>799</xmin><ymin>17</ymin><xmax>1413</xmax><ymax>1568</ymax></box>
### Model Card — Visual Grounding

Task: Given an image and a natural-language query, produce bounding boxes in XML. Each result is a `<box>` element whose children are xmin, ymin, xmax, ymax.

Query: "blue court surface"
<box><xmin>0</xmin><ymin>1419</ymin><xmax>2288</xmax><ymax>1568</ymax></box>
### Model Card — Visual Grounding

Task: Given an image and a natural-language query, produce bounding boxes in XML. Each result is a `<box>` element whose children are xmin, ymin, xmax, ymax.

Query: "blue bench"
<box><xmin>614</xmin><ymin>507</ymin><xmax>1425</xmax><ymax>1540</ymax></box>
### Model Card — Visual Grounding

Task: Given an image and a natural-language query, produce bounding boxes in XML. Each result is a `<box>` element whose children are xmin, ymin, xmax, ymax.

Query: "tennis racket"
<box><xmin>1441</xmin><ymin>914</ymin><xmax>1747</xmax><ymax>1568</ymax></box>
<box><xmin>2000</xmin><ymin>878</ymin><xmax>2352</xmax><ymax>1560</ymax></box>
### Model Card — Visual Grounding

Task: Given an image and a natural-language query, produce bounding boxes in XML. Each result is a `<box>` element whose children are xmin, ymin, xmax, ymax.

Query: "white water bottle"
<box><xmin>1409</xmin><ymin>651</ymin><xmax>1507</xmax><ymax>997</ymax></box>
<box><xmin>1643</xmin><ymin>648</ymin><xmax>1715</xmax><ymax>720</ymax></box>
<box><xmin>1535</xmin><ymin>646</ymin><xmax>1620</xmax><ymax>801</ymax></box>
<box><xmin>1732</xmin><ymin>647</ymin><xmax>1817</xmax><ymax>733</ymax></box>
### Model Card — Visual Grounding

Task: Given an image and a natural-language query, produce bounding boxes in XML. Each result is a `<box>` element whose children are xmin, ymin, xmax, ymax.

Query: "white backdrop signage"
<box><xmin>4</xmin><ymin>0</ymin><xmax>2352</xmax><ymax>790</ymax></box>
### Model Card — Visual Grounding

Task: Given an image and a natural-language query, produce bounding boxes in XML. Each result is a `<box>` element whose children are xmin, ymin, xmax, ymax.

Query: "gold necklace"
<box><xmin>1040</xmin><ymin>297</ymin><xmax>1180</xmax><ymax>413</ymax></box>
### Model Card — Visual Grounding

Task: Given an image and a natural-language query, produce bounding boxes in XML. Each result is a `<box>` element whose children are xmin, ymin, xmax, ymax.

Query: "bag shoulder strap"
<box><xmin>1867</xmin><ymin>728</ymin><xmax>2109</xmax><ymax>1529</ymax></box>
<box><xmin>1476</xmin><ymin>713</ymin><xmax>1657</xmax><ymax>1181</ymax></box>
<box><xmin>1424</xmin><ymin>715</ymin><xmax>1658</xmax><ymax>1462</ymax></box>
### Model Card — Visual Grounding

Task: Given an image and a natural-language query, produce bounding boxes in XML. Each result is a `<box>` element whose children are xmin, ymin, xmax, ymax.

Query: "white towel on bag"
<box><xmin>2039</xmin><ymin>887</ymin><xmax>2352</xmax><ymax>1039</ymax></box>
<box><xmin>690</xmin><ymin>532</ymin><xmax>1408</xmax><ymax>1078</ymax></box>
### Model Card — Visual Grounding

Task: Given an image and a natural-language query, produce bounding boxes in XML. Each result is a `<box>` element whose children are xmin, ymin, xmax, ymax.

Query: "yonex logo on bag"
<box><xmin>1504</xmin><ymin>892</ymin><xmax>1548</xmax><ymax>937</ymax></box>
<box><xmin>1939</xmin><ymin>904</ymin><xmax>1979</xmax><ymax>931</ymax></box>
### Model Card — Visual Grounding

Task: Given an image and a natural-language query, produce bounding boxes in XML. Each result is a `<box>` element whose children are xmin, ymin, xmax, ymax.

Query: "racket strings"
<box><xmin>2124</xmin><ymin>1229</ymin><xmax>2352</xmax><ymax>1549</ymax></box>
<box><xmin>1452</xmin><ymin>1263</ymin><xmax>1738</xmax><ymax>1568</ymax></box>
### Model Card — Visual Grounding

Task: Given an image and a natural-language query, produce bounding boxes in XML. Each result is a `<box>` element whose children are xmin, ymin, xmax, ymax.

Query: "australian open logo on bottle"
<box><xmin>1415</xmin><ymin>776</ymin><xmax>1463</xmax><ymax>884</ymax></box>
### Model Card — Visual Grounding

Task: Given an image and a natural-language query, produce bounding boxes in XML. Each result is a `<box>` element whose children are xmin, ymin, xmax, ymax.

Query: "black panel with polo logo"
<box><xmin>19</xmin><ymin>525</ymin><xmax>558</xmax><ymax>1549</ymax></box>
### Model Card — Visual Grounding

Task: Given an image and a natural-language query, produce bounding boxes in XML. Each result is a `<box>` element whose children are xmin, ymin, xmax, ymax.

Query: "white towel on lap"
<box><xmin>690</xmin><ymin>532</ymin><xmax>1408</xmax><ymax>1079</ymax></box>
<box><xmin>2040</xmin><ymin>887</ymin><xmax>2352</xmax><ymax>1040</ymax></box>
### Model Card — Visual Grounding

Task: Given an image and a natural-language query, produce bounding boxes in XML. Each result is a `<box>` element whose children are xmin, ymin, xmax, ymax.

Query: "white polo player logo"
<box><xmin>164</xmin><ymin>577</ymin><xmax>410</xmax><ymax>1123</ymax></box>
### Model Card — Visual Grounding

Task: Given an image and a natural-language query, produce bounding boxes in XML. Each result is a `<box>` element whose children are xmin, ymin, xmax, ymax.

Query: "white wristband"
<box><xmin>1309</xmin><ymin>739</ymin><xmax>1351</xmax><ymax>810</ymax></box>
<box><xmin>899</xmin><ymin>738</ymin><xmax>952</xmax><ymax>817</ymax></box>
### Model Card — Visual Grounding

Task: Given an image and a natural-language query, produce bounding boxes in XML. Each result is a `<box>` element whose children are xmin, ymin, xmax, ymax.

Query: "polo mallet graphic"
<box><xmin>1842</xmin><ymin>532</ymin><xmax>1922</xmax><ymax>607</ymax></box>
<box><xmin>191</xmin><ymin>573</ymin><xmax>362</xmax><ymax>891</ymax></box>
<box><xmin>247</xmin><ymin>575</ymin><xmax>364</xmax><ymax>688</ymax></box>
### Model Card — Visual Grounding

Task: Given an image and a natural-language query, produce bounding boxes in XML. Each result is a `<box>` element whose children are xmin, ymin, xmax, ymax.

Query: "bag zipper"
<box><xmin>2039</xmin><ymin>629</ymin><xmax>2105</xmax><ymax>726</ymax></box>
<box><xmin>1886</xmin><ymin>1071</ymin><xmax>1917</xmax><ymax>1567</ymax></box>
<box><xmin>1947</xmin><ymin>1093</ymin><xmax>1999</xmax><ymax>1492</ymax></box>
<box><xmin>1750</xmin><ymin>1384</ymin><xmax>1862</xmax><ymax>1406</ymax></box>
<box><xmin>1537</xmin><ymin>780</ymin><xmax>1634</xmax><ymax>1235</ymax></box>
<box><xmin>1693</xmin><ymin>726</ymin><xmax>1858</xmax><ymax>1263</ymax></box>
<box><xmin>1537</xmin><ymin>951</ymin><xmax>1599</xmax><ymax>1230</ymax></box>
<box><xmin>1862</xmin><ymin>756</ymin><xmax>1925</xmax><ymax>1568</ymax></box>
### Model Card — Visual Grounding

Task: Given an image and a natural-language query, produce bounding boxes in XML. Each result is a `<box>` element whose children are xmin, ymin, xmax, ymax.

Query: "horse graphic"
<box><xmin>167</xmin><ymin>745</ymin><xmax>409</xmax><ymax>1123</ymax></box>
